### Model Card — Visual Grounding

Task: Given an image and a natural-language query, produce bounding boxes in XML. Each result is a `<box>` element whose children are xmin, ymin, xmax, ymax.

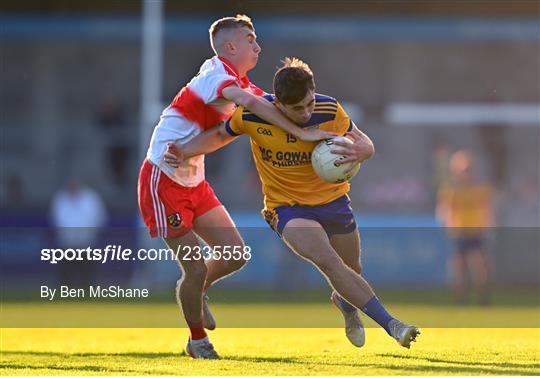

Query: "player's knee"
<box><xmin>184</xmin><ymin>262</ymin><xmax>208</xmax><ymax>282</ymax></box>
<box><xmin>214</xmin><ymin>255</ymin><xmax>247</xmax><ymax>275</ymax></box>
<box><xmin>227</xmin><ymin>257</ymin><xmax>247</xmax><ymax>272</ymax></box>
<box><xmin>233</xmin><ymin>238</ymin><xmax>246</xmax><ymax>252</ymax></box>
<box><xmin>226</xmin><ymin>239</ymin><xmax>247</xmax><ymax>271</ymax></box>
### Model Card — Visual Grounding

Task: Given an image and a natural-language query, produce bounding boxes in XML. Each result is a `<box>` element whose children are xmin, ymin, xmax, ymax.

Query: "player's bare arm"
<box><xmin>164</xmin><ymin>123</ymin><xmax>236</xmax><ymax>168</ymax></box>
<box><xmin>435</xmin><ymin>192</ymin><xmax>450</xmax><ymax>226</ymax></box>
<box><xmin>331</xmin><ymin>123</ymin><xmax>375</xmax><ymax>172</ymax></box>
<box><xmin>221</xmin><ymin>85</ymin><xmax>337</xmax><ymax>142</ymax></box>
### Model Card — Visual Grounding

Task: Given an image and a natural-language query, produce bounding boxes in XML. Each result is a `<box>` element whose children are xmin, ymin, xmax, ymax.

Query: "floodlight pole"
<box><xmin>139</xmin><ymin>0</ymin><xmax>164</xmax><ymax>162</ymax></box>
<box><xmin>137</xmin><ymin>0</ymin><xmax>164</xmax><ymax>258</ymax></box>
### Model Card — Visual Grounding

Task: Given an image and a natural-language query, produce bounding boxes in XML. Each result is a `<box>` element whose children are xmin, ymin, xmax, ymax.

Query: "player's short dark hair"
<box><xmin>209</xmin><ymin>15</ymin><xmax>254</xmax><ymax>48</ymax></box>
<box><xmin>273</xmin><ymin>57</ymin><xmax>315</xmax><ymax>105</ymax></box>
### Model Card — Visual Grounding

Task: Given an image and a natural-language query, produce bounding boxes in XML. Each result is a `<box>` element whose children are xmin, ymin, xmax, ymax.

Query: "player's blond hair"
<box><xmin>280</xmin><ymin>57</ymin><xmax>313</xmax><ymax>75</ymax></box>
<box><xmin>209</xmin><ymin>15</ymin><xmax>254</xmax><ymax>54</ymax></box>
<box><xmin>273</xmin><ymin>57</ymin><xmax>315</xmax><ymax>104</ymax></box>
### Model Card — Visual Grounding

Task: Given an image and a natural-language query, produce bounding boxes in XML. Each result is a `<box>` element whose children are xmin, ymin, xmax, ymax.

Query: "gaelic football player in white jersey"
<box><xmin>138</xmin><ymin>15</ymin><xmax>336</xmax><ymax>359</ymax></box>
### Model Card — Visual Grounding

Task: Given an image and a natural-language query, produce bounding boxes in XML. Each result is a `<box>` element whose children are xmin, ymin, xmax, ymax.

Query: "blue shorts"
<box><xmin>264</xmin><ymin>195</ymin><xmax>357</xmax><ymax>237</ymax></box>
<box><xmin>453</xmin><ymin>235</ymin><xmax>486</xmax><ymax>254</ymax></box>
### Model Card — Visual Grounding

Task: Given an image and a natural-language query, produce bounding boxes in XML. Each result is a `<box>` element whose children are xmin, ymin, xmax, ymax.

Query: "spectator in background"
<box><xmin>436</xmin><ymin>150</ymin><xmax>493</xmax><ymax>305</ymax></box>
<box><xmin>50</xmin><ymin>179</ymin><xmax>107</xmax><ymax>287</ymax></box>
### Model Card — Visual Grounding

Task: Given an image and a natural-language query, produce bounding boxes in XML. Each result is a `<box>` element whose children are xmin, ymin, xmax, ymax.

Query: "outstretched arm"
<box><xmin>221</xmin><ymin>86</ymin><xmax>337</xmax><ymax>142</ymax></box>
<box><xmin>164</xmin><ymin>122</ymin><xmax>237</xmax><ymax>168</ymax></box>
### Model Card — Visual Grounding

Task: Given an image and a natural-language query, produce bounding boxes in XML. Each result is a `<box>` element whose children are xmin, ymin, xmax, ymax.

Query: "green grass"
<box><xmin>1</xmin><ymin>300</ymin><xmax>540</xmax><ymax>375</ymax></box>
<box><xmin>1</xmin><ymin>301</ymin><xmax>538</xmax><ymax>328</ymax></box>
<box><xmin>1</xmin><ymin>328</ymin><xmax>539</xmax><ymax>375</ymax></box>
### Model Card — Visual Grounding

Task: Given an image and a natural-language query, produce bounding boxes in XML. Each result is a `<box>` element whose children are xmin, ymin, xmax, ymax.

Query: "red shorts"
<box><xmin>137</xmin><ymin>160</ymin><xmax>222</xmax><ymax>238</ymax></box>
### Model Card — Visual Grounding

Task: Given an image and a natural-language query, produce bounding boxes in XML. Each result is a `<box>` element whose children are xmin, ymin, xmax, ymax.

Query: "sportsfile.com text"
<box><xmin>40</xmin><ymin>245</ymin><xmax>252</xmax><ymax>264</ymax></box>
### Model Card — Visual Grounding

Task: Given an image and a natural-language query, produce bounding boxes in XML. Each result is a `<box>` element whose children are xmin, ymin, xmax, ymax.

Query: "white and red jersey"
<box><xmin>146</xmin><ymin>56</ymin><xmax>264</xmax><ymax>187</ymax></box>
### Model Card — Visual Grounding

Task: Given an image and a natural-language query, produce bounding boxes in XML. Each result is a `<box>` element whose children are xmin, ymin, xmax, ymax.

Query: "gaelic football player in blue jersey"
<box><xmin>165</xmin><ymin>58</ymin><xmax>420</xmax><ymax>349</ymax></box>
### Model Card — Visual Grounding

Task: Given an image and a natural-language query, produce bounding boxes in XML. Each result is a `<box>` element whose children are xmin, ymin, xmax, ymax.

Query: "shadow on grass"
<box><xmin>376</xmin><ymin>353</ymin><xmax>539</xmax><ymax>375</ymax></box>
<box><xmin>222</xmin><ymin>354</ymin><xmax>538</xmax><ymax>375</ymax></box>
<box><xmin>0</xmin><ymin>362</ymin><xmax>139</xmax><ymax>374</ymax></box>
<box><xmin>2</xmin><ymin>350</ymin><xmax>538</xmax><ymax>375</ymax></box>
<box><xmin>1</xmin><ymin>350</ymin><xmax>178</xmax><ymax>358</ymax></box>
<box><xmin>0</xmin><ymin>351</ymin><xmax>179</xmax><ymax>375</ymax></box>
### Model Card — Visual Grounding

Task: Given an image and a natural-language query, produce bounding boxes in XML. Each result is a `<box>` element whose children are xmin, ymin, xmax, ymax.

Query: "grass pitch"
<box><xmin>1</xmin><ymin>297</ymin><xmax>539</xmax><ymax>375</ymax></box>
<box><xmin>2</xmin><ymin>294</ymin><xmax>538</xmax><ymax>328</ymax></box>
<box><xmin>1</xmin><ymin>328</ymin><xmax>539</xmax><ymax>375</ymax></box>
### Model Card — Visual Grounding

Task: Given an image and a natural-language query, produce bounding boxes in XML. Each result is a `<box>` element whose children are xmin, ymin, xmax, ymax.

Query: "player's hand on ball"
<box><xmin>331</xmin><ymin>132</ymin><xmax>374</xmax><ymax>172</ymax></box>
<box><xmin>299</xmin><ymin>128</ymin><xmax>338</xmax><ymax>142</ymax></box>
<box><xmin>164</xmin><ymin>142</ymin><xmax>184</xmax><ymax>168</ymax></box>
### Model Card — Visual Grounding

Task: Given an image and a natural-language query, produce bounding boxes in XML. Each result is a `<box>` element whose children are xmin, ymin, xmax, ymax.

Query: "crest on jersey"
<box><xmin>167</xmin><ymin>213</ymin><xmax>183</xmax><ymax>229</ymax></box>
<box><xmin>262</xmin><ymin>209</ymin><xmax>278</xmax><ymax>231</ymax></box>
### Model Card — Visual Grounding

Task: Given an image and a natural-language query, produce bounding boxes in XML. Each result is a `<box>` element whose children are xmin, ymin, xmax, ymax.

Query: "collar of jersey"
<box><xmin>261</xmin><ymin>94</ymin><xmax>324</xmax><ymax>128</ymax></box>
<box><xmin>217</xmin><ymin>55</ymin><xmax>253</xmax><ymax>89</ymax></box>
<box><xmin>217</xmin><ymin>56</ymin><xmax>241</xmax><ymax>78</ymax></box>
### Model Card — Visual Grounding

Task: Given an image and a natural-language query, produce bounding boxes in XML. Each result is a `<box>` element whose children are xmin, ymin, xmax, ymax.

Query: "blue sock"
<box><xmin>361</xmin><ymin>296</ymin><xmax>395</xmax><ymax>335</ymax></box>
<box><xmin>335</xmin><ymin>294</ymin><xmax>356</xmax><ymax>313</ymax></box>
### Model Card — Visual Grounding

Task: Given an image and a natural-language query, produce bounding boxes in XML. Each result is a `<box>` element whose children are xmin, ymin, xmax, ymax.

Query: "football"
<box><xmin>312</xmin><ymin>136</ymin><xmax>361</xmax><ymax>183</ymax></box>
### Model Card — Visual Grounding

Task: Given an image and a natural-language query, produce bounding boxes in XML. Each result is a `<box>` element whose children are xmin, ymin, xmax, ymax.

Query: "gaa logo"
<box><xmin>167</xmin><ymin>212</ymin><xmax>183</xmax><ymax>229</ymax></box>
<box><xmin>257</xmin><ymin>127</ymin><xmax>273</xmax><ymax>136</ymax></box>
<box><xmin>262</xmin><ymin>209</ymin><xmax>278</xmax><ymax>230</ymax></box>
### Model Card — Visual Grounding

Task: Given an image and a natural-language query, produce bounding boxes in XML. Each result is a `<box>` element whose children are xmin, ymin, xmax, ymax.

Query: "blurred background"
<box><xmin>1</xmin><ymin>0</ymin><xmax>539</xmax><ymax>311</ymax></box>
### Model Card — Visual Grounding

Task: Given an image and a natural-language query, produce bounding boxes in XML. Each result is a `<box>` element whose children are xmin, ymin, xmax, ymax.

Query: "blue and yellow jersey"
<box><xmin>225</xmin><ymin>93</ymin><xmax>353</xmax><ymax>213</ymax></box>
<box><xmin>438</xmin><ymin>182</ymin><xmax>493</xmax><ymax>233</ymax></box>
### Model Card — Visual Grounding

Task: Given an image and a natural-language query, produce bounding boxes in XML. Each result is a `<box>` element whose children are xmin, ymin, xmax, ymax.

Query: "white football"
<box><xmin>312</xmin><ymin>136</ymin><xmax>361</xmax><ymax>183</ymax></box>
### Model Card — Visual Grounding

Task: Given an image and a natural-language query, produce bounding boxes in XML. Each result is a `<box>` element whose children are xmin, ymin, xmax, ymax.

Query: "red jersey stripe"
<box><xmin>171</xmin><ymin>86</ymin><xmax>232</xmax><ymax>131</ymax></box>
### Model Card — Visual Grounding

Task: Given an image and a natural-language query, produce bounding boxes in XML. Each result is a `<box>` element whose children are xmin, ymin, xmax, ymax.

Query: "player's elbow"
<box><xmin>360</xmin><ymin>140</ymin><xmax>375</xmax><ymax>160</ymax></box>
<box><xmin>240</xmin><ymin>93</ymin><xmax>258</xmax><ymax>110</ymax></box>
<box><xmin>217</xmin><ymin>125</ymin><xmax>231</xmax><ymax>141</ymax></box>
<box><xmin>366</xmin><ymin>142</ymin><xmax>375</xmax><ymax>159</ymax></box>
